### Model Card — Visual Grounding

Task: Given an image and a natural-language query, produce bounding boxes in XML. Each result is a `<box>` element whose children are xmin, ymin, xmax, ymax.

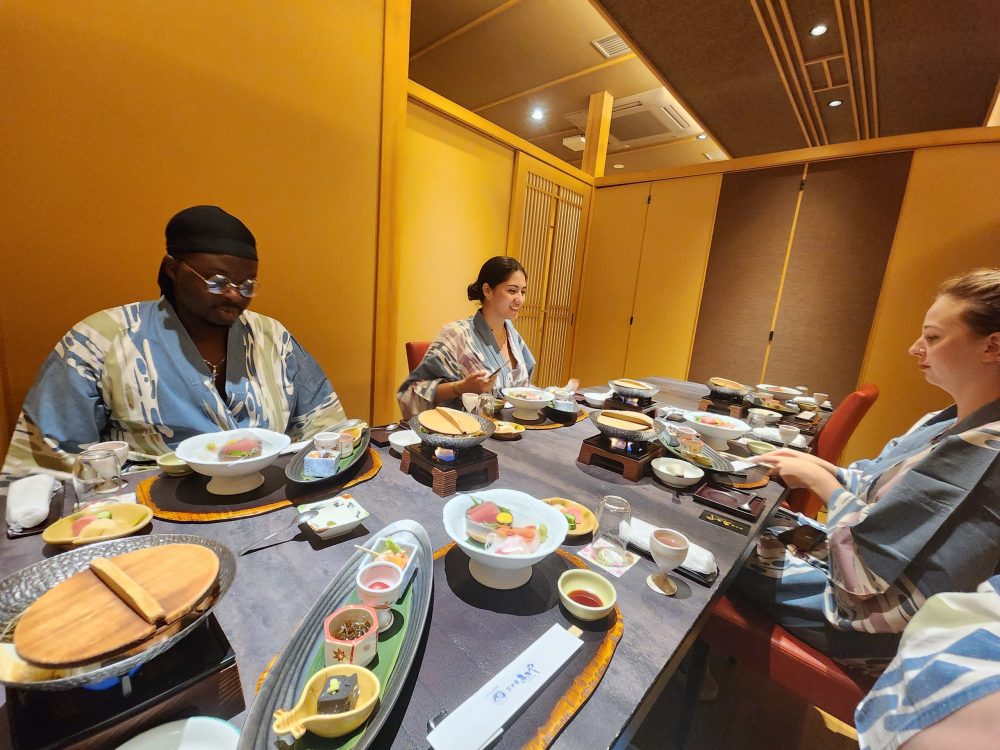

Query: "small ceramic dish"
<box><xmin>543</xmin><ymin>497</ymin><xmax>597</xmax><ymax>537</ymax></box>
<box><xmin>116</xmin><ymin>716</ymin><xmax>240</xmax><ymax>750</ymax></box>
<box><xmin>388</xmin><ymin>429</ymin><xmax>421</xmax><ymax>453</ymax></box>
<box><xmin>156</xmin><ymin>452</ymin><xmax>192</xmax><ymax>476</ymax></box>
<box><xmin>271</xmin><ymin>664</ymin><xmax>380</xmax><ymax>740</ymax></box>
<box><xmin>747</xmin><ymin>407</ymin><xmax>781</xmax><ymax>424</ymax></box>
<box><xmin>323</xmin><ymin>604</ymin><xmax>379</xmax><ymax>668</ymax></box>
<box><xmin>650</xmin><ymin>458</ymin><xmax>704</xmax><ymax>488</ymax></box>
<box><xmin>298</xmin><ymin>495</ymin><xmax>369</xmax><ymax>540</ymax></box>
<box><xmin>557</xmin><ymin>569</ymin><xmax>616</xmax><ymax>621</ymax></box>
<box><xmin>745</xmin><ymin>439</ymin><xmax>776</xmax><ymax>455</ymax></box>
<box><xmin>362</xmin><ymin>532</ymin><xmax>419</xmax><ymax>589</ymax></box>
<box><xmin>42</xmin><ymin>503</ymin><xmax>154</xmax><ymax>546</ymax></box>
<box><xmin>490</xmin><ymin>420</ymin><xmax>525</xmax><ymax>440</ymax></box>
<box><xmin>582</xmin><ymin>389</ymin><xmax>613</xmax><ymax>407</ymax></box>
<box><xmin>89</xmin><ymin>440</ymin><xmax>130</xmax><ymax>466</ymax></box>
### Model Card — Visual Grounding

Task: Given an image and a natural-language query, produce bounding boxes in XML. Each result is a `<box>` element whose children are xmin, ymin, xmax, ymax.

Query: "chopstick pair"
<box><xmin>487</xmin><ymin>362</ymin><xmax>508</xmax><ymax>379</ymax></box>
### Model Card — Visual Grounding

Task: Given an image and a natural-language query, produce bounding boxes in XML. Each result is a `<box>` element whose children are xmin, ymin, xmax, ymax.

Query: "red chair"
<box><xmin>786</xmin><ymin>383</ymin><xmax>879</xmax><ymax>517</ymax></box>
<box><xmin>405</xmin><ymin>341</ymin><xmax>430</xmax><ymax>373</ymax></box>
<box><xmin>697</xmin><ymin>591</ymin><xmax>876</xmax><ymax>726</ymax></box>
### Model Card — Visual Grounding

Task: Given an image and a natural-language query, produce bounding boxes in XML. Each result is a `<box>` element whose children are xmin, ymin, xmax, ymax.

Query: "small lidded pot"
<box><xmin>323</xmin><ymin>604</ymin><xmax>379</xmax><ymax>668</ymax></box>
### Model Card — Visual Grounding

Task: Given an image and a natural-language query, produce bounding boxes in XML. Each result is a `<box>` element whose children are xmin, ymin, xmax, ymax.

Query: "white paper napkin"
<box><xmin>626</xmin><ymin>517</ymin><xmax>717</xmax><ymax>575</ymax></box>
<box><xmin>6</xmin><ymin>474</ymin><xmax>57</xmax><ymax>531</ymax></box>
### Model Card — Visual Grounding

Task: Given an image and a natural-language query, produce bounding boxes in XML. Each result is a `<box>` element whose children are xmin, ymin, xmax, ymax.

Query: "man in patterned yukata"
<box><xmin>2</xmin><ymin>205</ymin><xmax>346</xmax><ymax>477</ymax></box>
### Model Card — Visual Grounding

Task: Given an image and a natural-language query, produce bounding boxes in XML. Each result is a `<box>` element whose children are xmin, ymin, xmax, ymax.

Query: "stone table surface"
<box><xmin>0</xmin><ymin>376</ymin><xmax>788</xmax><ymax>749</ymax></box>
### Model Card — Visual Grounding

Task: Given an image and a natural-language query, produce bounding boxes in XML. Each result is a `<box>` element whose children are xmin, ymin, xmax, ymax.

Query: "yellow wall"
<box><xmin>0</xmin><ymin>1</ymin><xmax>385</xmax><ymax>451</ymax></box>
<box><xmin>624</xmin><ymin>174</ymin><xmax>722</xmax><ymax>379</ymax></box>
<box><xmin>381</xmin><ymin>101</ymin><xmax>514</xmax><ymax>420</ymax></box>
<box><xmin>843</xmin><ymin>142</ymin><xmax>1000</xmax><ymax>463</ymax></box>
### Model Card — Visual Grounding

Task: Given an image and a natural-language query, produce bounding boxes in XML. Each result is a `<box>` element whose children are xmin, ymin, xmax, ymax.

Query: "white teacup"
<box><xmin>666</xmin><ymin>425</ymin><xmax>698</xmax><ymax>441</ymax></box>
<box><xmin>90</xmin><ymin>440</ymin><xmax>129</xmax><ymax>466</ymax></box>
<box><xmin>778</xmin><ymin>425</ymin><xmax>801</xmax><ymax>446</ymax></box>
<box><xmin>813</xmin><ymin>392</ymin><xmax>829</xmax><ymax>408</ymax></box>
<box><xmin>314</xmin><ymin>432</ymin><xmax>341</xmax><ymax>450</ymax></box>
<box><xmin>648</xmin><ymin>528</ymin><xmax>689</xmax><ymax>596</ymax></box>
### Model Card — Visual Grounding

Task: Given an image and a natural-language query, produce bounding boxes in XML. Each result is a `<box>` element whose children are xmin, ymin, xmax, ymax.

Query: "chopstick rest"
<box><xmin>89</xmin><ymin>557</ymin><xmax>166</xmax><ymax>625</ymax></box>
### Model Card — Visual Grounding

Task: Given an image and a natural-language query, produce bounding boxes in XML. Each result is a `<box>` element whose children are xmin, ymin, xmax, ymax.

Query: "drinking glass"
<box><xmin>648</xmin><ymin>528</ymin><xmax>690</xmax><ymax>596</ymax></box>
<box><xmin>461</xmin><ymin>392</ymin><xmax>480</xmax><ymax>414</ymax></box>
<box><xmin>479</xmin><ymin>393</ymin><xmax>498</xmax><ymax>418</ymax></box>
<box><xmin>747</xmin><ymin>411</ymin><xmax>767</xmax><ymax>430</ymax></box>
<box><xmin>778</xmin><ymin>425</ymin><xmax>801</xmax><ymax>447</ymax></box>
<box><xmin>72</xmin><ymin>449</ymin><xmax>121</xmax><ymax>510</ymax></box>
<box><xmin>595</xmin><ymin>495</ymin><xmax>632</xmax><ymax>564</ymax></box>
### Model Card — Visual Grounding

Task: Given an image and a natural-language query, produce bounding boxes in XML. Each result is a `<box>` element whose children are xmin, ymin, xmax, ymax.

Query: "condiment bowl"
<box><xmin>557</xmin><ymin>569</ymin><xmax>616</xmax><ymax>621</ymax></box>
<box><xmin>650</xmin><ymin>458</ymin><xmax>704</xmax><ymax>488</ymax></box>
<box><xmin>388</xmin><ymin>429</ymin><xmax>421</xmax><ymax>453</ymax></box>
<box><xmin>156</xmin><ymin>452</ymin><xmax>192</xmax><ymax>476</ymax></box>
<box><xmin>745</xmin><ymin>439</ymin><xmax>776</xmax><ymax>455</ymax></box>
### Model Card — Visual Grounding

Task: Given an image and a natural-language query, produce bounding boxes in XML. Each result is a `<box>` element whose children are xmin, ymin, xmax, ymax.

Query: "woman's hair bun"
<box><xmin>467</xmin><ymin>256</ymin><xmax>527</xmax><ymax>304</ymax></box>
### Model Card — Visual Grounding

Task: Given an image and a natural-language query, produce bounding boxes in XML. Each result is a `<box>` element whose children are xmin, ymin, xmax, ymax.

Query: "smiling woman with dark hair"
<box><xmin>396</xmin><ymin>256</ymin><xmax>535</xmax><ymax>418</ymax></box>
<box><xmin>2</xmin><ymin>206</ymin><xmax>346</xmax><ymax>476</ymax></box>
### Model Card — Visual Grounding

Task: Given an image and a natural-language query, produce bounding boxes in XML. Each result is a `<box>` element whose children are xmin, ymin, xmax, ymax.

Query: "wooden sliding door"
<box><xmin>507</xmin><ymin>153</ymin><xmax>591</xmax><ymax>387</ymax></box>
<box><xmin>687</xmin><ymin>165</ymin><xmax>805</xmax><ymax>386</ymax></box>
<box><xmin>764</xmin><ymin>153</ymin><xmax>913</xmax><ymax>401</ymax></box>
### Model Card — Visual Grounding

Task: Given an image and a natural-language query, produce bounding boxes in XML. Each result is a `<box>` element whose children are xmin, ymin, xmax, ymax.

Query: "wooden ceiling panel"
<box><xmin>409</xmin><ymin>0</ymin><xmax>510</xmax><ymax>55</ymax></box>
<box><xmin>872</xmin><ymin>0</ymin><xmax>1000</xmax><ymax>136</ymax></box>
<box><xmin>816</xmin><ymin>88</ymin><xmax>856</xmax><ymax>143</ymax></box>
<box><xmin>828</xmin><ymin>57</ymin><xmax>848</xmax><ymax>87</ymax></box>
<box><xmin>409</xmin><ymin>0</ymin><xmax>615</xmax><ymax>110</ymax></box>
<box><xmin>785</xmin><ymin>0</ymin><xmax>842</xmax><ymax>60</ymax></box>
<box><xmin>480</xmin><ymin>56</ymin><xmax>661</xmax><ymax>139</ymax></box>
<box><xmin>595</xmin><ymin>0</ymin><xmax>810</xmax><ymax>156</ymax></box>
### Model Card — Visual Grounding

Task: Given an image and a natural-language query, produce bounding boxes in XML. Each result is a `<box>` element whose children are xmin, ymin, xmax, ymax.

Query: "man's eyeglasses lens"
<box><xmin>204</xmin><ymin>274</ymin><xmax>258</xmax><ymax>297</ymax></box>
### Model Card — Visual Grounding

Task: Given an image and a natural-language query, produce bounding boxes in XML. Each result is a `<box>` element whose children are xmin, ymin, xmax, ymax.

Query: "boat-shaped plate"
<box><xmin>239</xmin><ymin>519</ymin><xmax>433</xmax><ymax>750</ymax></box>
<box><xmin>285</xmin><ymin>422</ymin><xmax>372</xmax><ymax>485</ymax></box>
<box><xmin>658</xmin><ymin>434</ymin><xmax>736</xmax><ymax>473</ymax></box>
<box><xmin>0</xmin><ymin>534</ymin><xmax>235</xmax><ymax>690</ymax></box>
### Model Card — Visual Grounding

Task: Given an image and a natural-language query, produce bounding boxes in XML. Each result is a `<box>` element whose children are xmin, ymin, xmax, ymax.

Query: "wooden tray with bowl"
<box><xmin>402</xmin><ymin>408</ymin><xmax>498</xmax><ymax>496</ymax></box>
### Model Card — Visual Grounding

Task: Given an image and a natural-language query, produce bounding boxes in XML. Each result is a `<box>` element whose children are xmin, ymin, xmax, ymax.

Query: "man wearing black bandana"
<box><xmin>3</xmin><ymin>206</ymin><xmax>347</xmax><ymax>476</ymax></box>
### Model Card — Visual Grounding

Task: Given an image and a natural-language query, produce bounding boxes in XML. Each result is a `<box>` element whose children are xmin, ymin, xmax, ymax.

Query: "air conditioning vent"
<box><xmin>591</xmin><ymin>34</ymin><xmax>630</xmax><ymax>59</ymax></box>
<box><xmin>565</xmin><ymin>88</ymin><xmax>701</xmax><ymax>150</ymax></box>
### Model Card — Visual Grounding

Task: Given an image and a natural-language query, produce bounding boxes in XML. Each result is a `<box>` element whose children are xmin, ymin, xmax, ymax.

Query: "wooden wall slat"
<box><xmin>687</xmin><ymin>165</ymin><xmax>805</xmax><ymax>386</ymax></box>
<box><xmin>765</xmin><ymin>151</ymin><xmax>913</xmax><ymax>401</ymax></box>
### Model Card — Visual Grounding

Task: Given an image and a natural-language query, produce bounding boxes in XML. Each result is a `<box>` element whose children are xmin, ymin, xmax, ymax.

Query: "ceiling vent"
<box><xmin>564</xmin><ymin>88</ymin><xmax>699</xmax><ymax>149</ymax></box>
<box><xmin>591</xmin><ymin>34</ymin><xmax>630</xmax><ymax>59</ymax></box>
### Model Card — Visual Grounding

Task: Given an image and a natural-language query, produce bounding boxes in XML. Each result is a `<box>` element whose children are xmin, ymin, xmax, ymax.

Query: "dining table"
<box><xmin>0</xmin><ymin>376</ymin><xmax>799</xmax><ymax>749</ymax></box>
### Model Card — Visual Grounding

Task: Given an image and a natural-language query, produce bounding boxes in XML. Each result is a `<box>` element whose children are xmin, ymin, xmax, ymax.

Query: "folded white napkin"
<box><xmin>626</xmin><ymin>517</ymin><xmax>717</xmax><ymax>575</ymax></box>
<box><xmin>6</xmin><ymin>475</ymin><xmax>57</xmax><ymax>531</ymax></box>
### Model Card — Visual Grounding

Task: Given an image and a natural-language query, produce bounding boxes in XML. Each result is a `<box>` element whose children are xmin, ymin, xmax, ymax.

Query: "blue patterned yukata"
<box><xmin>737</xmin><ymin>399</ymin><xmax>1000</xmax><ymax>674</ymax></box>
<box><xmin>2</xmin><ymin>298</ymin><xmax>346</xmax><ymax>476</ymax></box>
<box><xmin>396</xmin><ymin>310</ymin><xmax>535</xmax><ymax>419</ymax></box>
<box><xmin>856</xmin><ymin>574</ymin><xmax>1000</xmax><ymax>750</ymax></box>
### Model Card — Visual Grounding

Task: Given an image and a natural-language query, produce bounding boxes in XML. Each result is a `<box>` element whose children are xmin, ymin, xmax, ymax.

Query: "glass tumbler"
<box><xmin>72</xmin><ymin>449</ymin><xmax>122</xmax><ymax>509</ymax></box>
<box><xmin>595</xmin><ymin>495</ymin><xmax>632</xmax><ymax>565</ymax></box>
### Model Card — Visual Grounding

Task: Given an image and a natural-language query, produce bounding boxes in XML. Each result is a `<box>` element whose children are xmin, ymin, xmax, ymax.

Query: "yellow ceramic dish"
<box><xmin>156</xmin><ymin>452</ymin><xmax>192</xmax><ymax>476</ymax></box>
<box><xmin>557</xmin><ymin>569</ymin><xmax>616</xmax><ymax>621</ymax></box>
<box><xmin>490</xmin><ymin>421</ymin><xmax>525</xmax><ymax>440</ymax></box>
<box><xmin>42</xmin><ymin>503</ymin><xmax>153</xmax><ymax>546</ymax></box>
<box><xmin>272</xmin><ymin>664</ymin><xmax>380</xmax><ymax>740</ymax></box>
<box><xmin>543</xmin><ymin>497</ymin><xmax>597</xmax><ymax>537</ymax></box>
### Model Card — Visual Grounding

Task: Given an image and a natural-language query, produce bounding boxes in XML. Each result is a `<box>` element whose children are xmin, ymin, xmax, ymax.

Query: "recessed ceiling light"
<box><xmin>613</xmin><ymin>163</ymin><xmax>625</xmax><ymax>169</ymax></box>
<box><xmin>696</xmin><ymin>133</ymin><xmax>708</xmax><ymax>140</ymax></box>
<box><xmin>828</xmin><ymin>99</ymin><xmax>843</xmax><ymax>108</ymax></box>
<box><xmin>810</xmin><ymin>24</ymin><xmax>828</xmax><ymax>36</ymax></box>
<box><xmin>530</xmin><ymin>108</ymin><xmax>544</xmax><ymax>121</ymax></box>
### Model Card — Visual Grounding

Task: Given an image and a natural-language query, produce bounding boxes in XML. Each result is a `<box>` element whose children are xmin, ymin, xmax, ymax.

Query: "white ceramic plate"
<box><xmin>116</xmin><ymin>716</ymin><xmax>239</xmax><ymax>749</ymax></box>
<box><xmin>298</xmin><ymin>495</ymin><xmax>369</xmax><ymax>540</ymax></box>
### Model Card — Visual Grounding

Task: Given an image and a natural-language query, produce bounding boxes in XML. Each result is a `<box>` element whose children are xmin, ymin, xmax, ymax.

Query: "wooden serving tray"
<box><xmin>14</xmin><ymin>544</ymin><xmax>219</xmax><ymax>668</ymax></box>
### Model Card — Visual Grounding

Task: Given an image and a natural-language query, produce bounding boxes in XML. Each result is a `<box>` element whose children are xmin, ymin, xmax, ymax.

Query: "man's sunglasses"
<box><xmin>174</xmin><ymin>257</ymin><xmax>260</xmax><ymax>298</ymax></box>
